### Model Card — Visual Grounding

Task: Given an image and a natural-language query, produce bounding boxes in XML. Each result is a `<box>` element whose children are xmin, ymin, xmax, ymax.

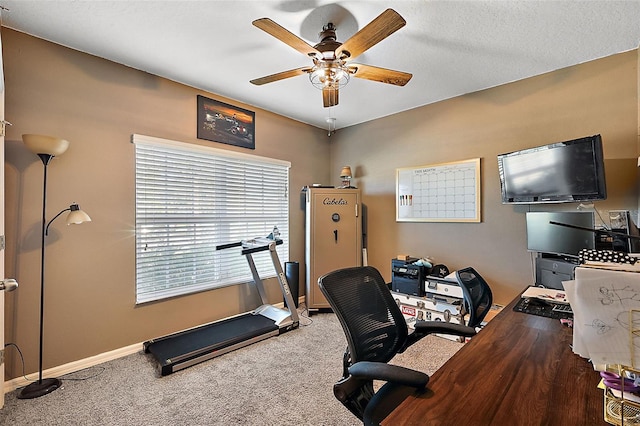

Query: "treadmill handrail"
<box><xmin>242</xmin><ymin>239</ymin><xmax>283</xmax><ymax>255</ymax></box>
<box><xmin>215</xmin><ymin>241</ymin><xmax>242</xmax><ymax>250</ymax></box>
<box><xmin>215</xmin><ymin>237</ymin><xmax>283</xmax><ymax>254</ymax></box>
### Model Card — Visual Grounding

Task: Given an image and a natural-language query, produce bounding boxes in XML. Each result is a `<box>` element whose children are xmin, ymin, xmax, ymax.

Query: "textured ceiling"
<box><xmin>2</xmin><ymin>1</ymin><xmax>640</xmax><ymax>131</ymax></box>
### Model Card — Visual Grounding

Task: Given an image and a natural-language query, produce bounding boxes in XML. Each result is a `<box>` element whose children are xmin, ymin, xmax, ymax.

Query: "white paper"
<box><xmin>521</xmin><ymin>286</ymin><xmax>568</xmax><ymax>303</ymax></box>
<box><xmin>571</xmin><ymin>267</ymin><xmax>640</xmax><ymax>366</ymax></box>
<box><xmin>563</xmin><ymin>280</ymin><xmax>590</xmax><ymax>358</ymax></box>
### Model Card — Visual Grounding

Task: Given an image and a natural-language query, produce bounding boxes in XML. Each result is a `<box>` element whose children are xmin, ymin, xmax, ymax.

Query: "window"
<box><xmin>133</xmin><ymin>134</ymin><xmax>290</xmax><ymax>304</ymax></box>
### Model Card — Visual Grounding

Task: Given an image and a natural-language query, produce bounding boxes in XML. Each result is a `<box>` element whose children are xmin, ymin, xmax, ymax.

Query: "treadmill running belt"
<box><xmin>146</xmin><ymin>313</ymin><xmax>278</xmax><ymax>371</ymax></box>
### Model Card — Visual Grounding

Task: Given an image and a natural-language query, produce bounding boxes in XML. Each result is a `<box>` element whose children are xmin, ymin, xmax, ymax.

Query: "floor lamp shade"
<box><xmin>22</xmin><ymin>134</ymin><xmax>69</xmax><ymax>157</ymax></box>
<box><xmin>45</xmin><ymin>204</ymin><xmax>92</xmax><ymax>236</ymax></box>
<box><xmin>67</xmin><ymin>204</ymin><xmax>92</xmax><ymax>225</ymax></box>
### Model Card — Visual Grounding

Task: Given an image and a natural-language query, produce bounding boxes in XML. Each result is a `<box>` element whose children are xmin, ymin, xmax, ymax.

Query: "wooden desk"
<box><xmin>383</xmin><ymin>295</ymin><xmax>607</xmax><ymax>425</ymax></box>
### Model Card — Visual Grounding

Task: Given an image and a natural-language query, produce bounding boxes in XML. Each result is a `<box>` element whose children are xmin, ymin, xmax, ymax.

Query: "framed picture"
<box><xmin>197</xmin><ymin>95</ymin><xmax>255</xmax><ymax>149</ymax></box>
<box><xmin>396</xmin><ymin>158</ymin><xmax>481</xmax><ymax>223</ymax></box>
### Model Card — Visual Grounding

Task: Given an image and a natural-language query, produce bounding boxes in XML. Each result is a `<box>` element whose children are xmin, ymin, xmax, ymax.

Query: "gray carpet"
<box><xmin>0</xmin><ymin>310</ymin><xmax>462</xmax><ymax>425</ymax></box>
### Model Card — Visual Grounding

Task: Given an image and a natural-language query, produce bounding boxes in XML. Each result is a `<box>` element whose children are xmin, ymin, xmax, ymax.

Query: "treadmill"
<box><xmin>144</xmin><ymin>237</ymin><xmax>300</xmax><ymax>376</ymax></box>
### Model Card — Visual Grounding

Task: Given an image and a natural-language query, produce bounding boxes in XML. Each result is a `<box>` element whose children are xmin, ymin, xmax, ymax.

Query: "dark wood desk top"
<box><xmin>383</xmin><ymin>295</ymin><xmax>607</xmax><ymax>425</ymax></box>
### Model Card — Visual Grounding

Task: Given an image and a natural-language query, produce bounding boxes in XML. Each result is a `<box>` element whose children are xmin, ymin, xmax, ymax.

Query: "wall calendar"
<box><xmin>396</xmin><ymin>158</ymin><xmax>481</xmax><ymax>223</ymax></box>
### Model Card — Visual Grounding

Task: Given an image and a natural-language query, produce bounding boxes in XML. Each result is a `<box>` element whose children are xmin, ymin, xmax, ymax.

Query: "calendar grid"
<box><xmin>396</xmin><ymin>158</ymin><xmax>481</xmax><ymax>222</ymax></box>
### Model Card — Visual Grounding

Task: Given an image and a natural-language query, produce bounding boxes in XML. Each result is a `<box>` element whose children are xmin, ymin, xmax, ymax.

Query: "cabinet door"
<box><xmin>307</xmin><ymin>190</ymin><xmax>361</xmax><ymax>308</ymax></box>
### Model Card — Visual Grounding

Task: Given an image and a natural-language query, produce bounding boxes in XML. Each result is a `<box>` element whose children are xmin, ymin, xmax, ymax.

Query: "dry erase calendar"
<box><xmin>396</xmin><ymin>158</ymin><xmax>481</xmax><ymax>222</ymax></box>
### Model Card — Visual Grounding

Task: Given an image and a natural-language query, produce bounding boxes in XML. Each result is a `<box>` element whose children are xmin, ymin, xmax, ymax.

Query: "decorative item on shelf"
<box><xmin>339</xmin><ymin>166</ymin><xmax>355</xmax><ymax>188</ymax></box>
<box><xmin>18</xmin><ymin>134</ymin><xmax>92</xmax><ymax>400</ymax></box>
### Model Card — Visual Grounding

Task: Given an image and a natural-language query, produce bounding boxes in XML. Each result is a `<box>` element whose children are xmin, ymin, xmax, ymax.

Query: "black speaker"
<box><xmin>285</xmin><ymin>261</ymin><xmax>299</xmax><ymax>308</ymax></box>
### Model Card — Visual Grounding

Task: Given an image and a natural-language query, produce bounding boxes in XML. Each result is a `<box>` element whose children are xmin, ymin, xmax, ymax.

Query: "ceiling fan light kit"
<box><xmin>251</xmin><ymin>8</ymin><xmax>412</xmax><ymax>108</ymax></box>
<box><xmin>309</xmin><ymin>60</ymin><xmax>350</xmax><ymax>90</ymax></box>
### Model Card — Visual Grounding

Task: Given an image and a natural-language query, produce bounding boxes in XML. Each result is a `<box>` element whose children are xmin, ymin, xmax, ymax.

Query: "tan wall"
<box><xmin>2</xmin><ymin>29</ymin><xmax>330</xmax><ymax>379</ymax></box>
<box><xmin>331</xmin><ymin>50</ymin><xmax>639</xmax><ymax>305</ymax></box>
<box><xmin>3</xmin><ymin>27</ymin><xmax>638</xmax><ymax>379</ymax></box>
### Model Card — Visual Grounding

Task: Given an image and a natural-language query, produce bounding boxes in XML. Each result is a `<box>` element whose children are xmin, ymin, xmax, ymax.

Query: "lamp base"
<box><xmin>17</xmin><ymin>377</ymin><xmax>62</xmax><ymax>399</ymax></box>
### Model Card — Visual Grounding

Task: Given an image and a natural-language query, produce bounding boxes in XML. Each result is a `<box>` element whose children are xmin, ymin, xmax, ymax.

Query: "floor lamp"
<box><xmin>18</xmin><ymin>134</ymin><xmax>92</xmax><ymax>399</ymax></box>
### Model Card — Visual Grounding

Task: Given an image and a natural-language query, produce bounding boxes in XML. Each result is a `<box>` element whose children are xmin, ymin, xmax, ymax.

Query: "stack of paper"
<box><xmin>521</xmin><ymin>286</ymin><xmax>568</xmax><ymax>304</ymax></box>
<box><xmin>565</xmin><ymin>264</ymin><xmax>640</xmax><ymax>367</ymax></box>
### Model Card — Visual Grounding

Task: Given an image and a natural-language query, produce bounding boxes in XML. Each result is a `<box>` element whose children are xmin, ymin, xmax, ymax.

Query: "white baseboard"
<box><xmin>4</xmin><ymin>342</ymin><xmax>143</xmax><ymax>393</ymax></box>
<box><xmin>4</xmin><ymin>296</ymin><xmax>306</xmax><ymax>393</ymax></box>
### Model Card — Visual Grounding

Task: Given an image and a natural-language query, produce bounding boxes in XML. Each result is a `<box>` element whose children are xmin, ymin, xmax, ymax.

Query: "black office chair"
<box><xmin>456</xmin><ymin>267</ymin><xmax>493</xmax><ymax>329</ymax></box>
<box><xmin>318</xmin><ymin>265</ymin><xmax>492</xmax><ymax>425</ymax></box>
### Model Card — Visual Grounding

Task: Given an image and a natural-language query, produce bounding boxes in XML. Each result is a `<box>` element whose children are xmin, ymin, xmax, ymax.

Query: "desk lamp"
<box><xmin>340</xmin><ymin>166</ymin><xmax>354</xmax><ymax>188</ymax></box>
<box><xmin>18</xmin><ymin>134</ymin><xmax>91</xmax><ymax>399</ymax></box>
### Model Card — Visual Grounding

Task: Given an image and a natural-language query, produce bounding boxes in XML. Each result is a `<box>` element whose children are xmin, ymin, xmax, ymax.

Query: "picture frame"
<box><xmin>396</xmin><ymin>158</ymin><xmax>481</xmax><ymax>223</ymax></box>
<box><xmin>197</xmin><ymin>95</ymin><xmax>255</xmax><ymax>149</ymax></box>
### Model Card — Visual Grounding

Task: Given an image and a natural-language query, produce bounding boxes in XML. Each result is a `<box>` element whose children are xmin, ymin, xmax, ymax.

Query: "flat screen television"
<box><xmin>497</xmin><ymin>134</ymin><xmax>606</xmax><ymax>204</ymax></box>
<box><xmin>526</xmin><ymin>211</ymin><xmax>595</xmax><ymax>258</ymax></box>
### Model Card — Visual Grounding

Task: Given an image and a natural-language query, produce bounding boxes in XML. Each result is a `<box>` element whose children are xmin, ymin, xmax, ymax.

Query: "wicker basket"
<box><xmin>605</xmin><ymin>389</ymin><xmax>640</xmax><ymax>425</ymax></box>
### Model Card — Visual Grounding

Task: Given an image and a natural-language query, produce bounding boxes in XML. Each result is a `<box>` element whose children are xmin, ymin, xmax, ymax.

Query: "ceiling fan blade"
<box><xmin>336</xmin><ymin>9</ymin><xmax>406</xmax><ymax>61</ymax></box>
<box><xmin>253</xmin><ymin>18</ymin><xmax>321</xmax><ymax>58</ymax></box>
<box><xmin>250</xmin><ymin>67</ymin><xmax>311</xmax><ymax>85</ymax></box>
<box><xmin>350</xmin><ymin>64</ymin><xmax>412</xmax><ymax>86</ymax></box>
<box><xmin>323</xmin><ymin>87</ymin><xmax>339</xmax><ymax>107</ymax></box>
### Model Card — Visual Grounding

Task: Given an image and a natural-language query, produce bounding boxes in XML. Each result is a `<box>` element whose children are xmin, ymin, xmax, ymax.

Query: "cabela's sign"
<box><xmin>323</xmin><ymin>197</ymin><xmax>348</xmax><ymax>205</ymax></box>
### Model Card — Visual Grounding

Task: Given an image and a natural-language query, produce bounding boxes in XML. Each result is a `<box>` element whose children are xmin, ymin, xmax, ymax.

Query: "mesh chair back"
<box><xmin>456</xmin><ymin>267</ymin><xmax>493</xmax><ymax>328</ymax></box>
<box><xmin>319</xmin><ymin>266</ymin><xmax>409</xmax><ymax>365</ymax></box>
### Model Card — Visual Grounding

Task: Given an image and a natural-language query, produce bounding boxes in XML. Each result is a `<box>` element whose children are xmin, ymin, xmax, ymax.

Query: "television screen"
<box><xmin>497</xmin><ymin>135</ymin><xmax>606</xmax><ymax>204</ymax></box>
<box><xmin>526</xmin><ymin>211</ymin><xmax>595</xmax><ymax>257</ymax></box>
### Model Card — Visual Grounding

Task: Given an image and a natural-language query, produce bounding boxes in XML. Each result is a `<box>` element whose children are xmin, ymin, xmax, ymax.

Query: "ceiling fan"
<box><xmin>250</xmin><ymin>8</ymin><xmax>412</xmax><ymax>108</ymax></box>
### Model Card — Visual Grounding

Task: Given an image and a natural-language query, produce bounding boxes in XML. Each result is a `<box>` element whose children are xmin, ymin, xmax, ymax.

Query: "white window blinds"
<box><xmin>133</xmin><ymin>134</ymin><xmax>290</xmax><ymax>304</ymax></box>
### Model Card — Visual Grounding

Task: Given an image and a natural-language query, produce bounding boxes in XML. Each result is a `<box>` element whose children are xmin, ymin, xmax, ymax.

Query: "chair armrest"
<box><xmin>413</xmin><ymin>320</ymin><xmax>477</xmax><ymax>338</ymax></box>
<box><xmin>348</xmin><ymin>361</ymin><xmax>429</xmax><ymax>389</ymax></box>
<box><xmin>402</xmin><ymin>321</ymin><xmax>477</xmax><ymax>350</ymax></box>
